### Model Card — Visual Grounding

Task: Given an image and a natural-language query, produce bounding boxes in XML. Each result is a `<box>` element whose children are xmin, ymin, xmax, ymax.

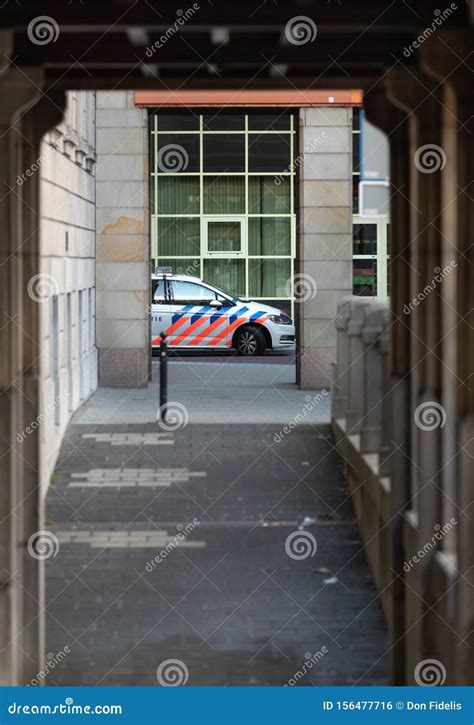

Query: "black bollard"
<box><xmin>159</xmin><ymin>332</ymin><xmax>168</xmax><ymax>423</ymax></box>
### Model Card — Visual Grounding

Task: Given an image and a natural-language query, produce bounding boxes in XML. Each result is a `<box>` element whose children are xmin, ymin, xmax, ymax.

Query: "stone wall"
<box><xmin>39</xmin><ymin>91</ymin><xmax>97</xmax><ymax>492</ymax></box>
<box><xmin>297</xmin><ymin>107</ymin><xmax>353</xmax><ymax>389</ymax></box>
<box><xmin>95</xmin><ymin>91</ymin><xmax>150</xmax><ymax>387</ymax></box>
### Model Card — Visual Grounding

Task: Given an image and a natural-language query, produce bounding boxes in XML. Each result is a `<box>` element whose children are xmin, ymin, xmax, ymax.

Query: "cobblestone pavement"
<box><xmin>45</xmin><ymin>422</ymin><xmax>388</xmax><ymax>685</ymax></box>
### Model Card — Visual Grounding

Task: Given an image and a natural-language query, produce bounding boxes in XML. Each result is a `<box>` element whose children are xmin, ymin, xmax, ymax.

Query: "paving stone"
<box><xmin>46</xmin><ymin>422</ymin><xmax>388</xmax><ymax>685</ymax></box>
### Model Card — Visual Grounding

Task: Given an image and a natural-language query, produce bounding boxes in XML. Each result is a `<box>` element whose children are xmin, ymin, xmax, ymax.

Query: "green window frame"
<box><xmin>150</xmin><ymin>110</ymin><xmax>296</xmax><ymax>314</ymax></box>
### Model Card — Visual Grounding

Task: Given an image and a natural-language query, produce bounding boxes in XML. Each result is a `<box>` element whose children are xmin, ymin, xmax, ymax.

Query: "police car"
<box><xmin>151</xmin><ymin>270</ymin><xmax>295</xmax><ymax>356</ymax></box>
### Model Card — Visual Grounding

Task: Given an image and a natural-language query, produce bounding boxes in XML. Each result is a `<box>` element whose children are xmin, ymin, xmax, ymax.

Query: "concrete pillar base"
<box><xmin>98</xmin><ymin>348</ymin><xmax>149</xmax><ymax>388</ymax></box>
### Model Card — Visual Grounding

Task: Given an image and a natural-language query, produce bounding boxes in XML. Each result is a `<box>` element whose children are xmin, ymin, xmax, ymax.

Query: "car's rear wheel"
<box><xmin>234</xmin><ymin>325</ymin><xmax>266</xmax><ymax>356</ymax></box>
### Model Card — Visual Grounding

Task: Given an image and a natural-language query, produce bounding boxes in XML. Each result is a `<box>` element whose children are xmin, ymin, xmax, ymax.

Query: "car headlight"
<box><xmin>269</xmin><ymin>314</ymin><xmax>292</xmax><ymax>325</ymax></box>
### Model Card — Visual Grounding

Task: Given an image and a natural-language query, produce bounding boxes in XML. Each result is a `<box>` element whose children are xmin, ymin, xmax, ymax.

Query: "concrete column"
<box><xmin>422</xmin><ymin>30</ymin><xmax>473</xmax><ymax>686</ymax></box>
<box><xmin>364</xmin><ymin>88</ymin><xmax>412</xmax><ymax>684</ymax></box>
<box><xmin>378</xmin><ymin>319</ymin><xmax>392</xmax><ymax>479</ymax></box>
<box><xmin>387</xmin><ymin>66</ymin><xmax>454</xmax><ymax>682</ymax></box>
<box><xmin>0</xmin><ymin>68</ymin><xmax>43</xmax><ymax>685</ymax></box>
<box><xmin>16</xmin><ymin>92</ymin><xmax>66</xmax><ymax>684</ymax></box>
<box><xmin>360</xmin><ymin>303</ymin><xmax>389</xmax><ymax>454</ymax></box>
<box><xmin>333</xmin><ymin>296</ymin><xmax>352</xmax><ymax>419</ymax></box>
<box><xmin>297</xmin><ymin>106</ymin><xmax>353</xmax><ymax>389</ymax></box>
<box><xmin>387</xmin><ymin>70</ymin><xmax>444</xmax><ymax>543</ymax></box>
<box><xmin>346</xmin><ymin>298</ymin><xmax>373</xmax><ymax>434</ymax></box>
<box><xmin>95</xmin><ymin>91</ymin><xmax>150</xmax><ymax>387</ymax></box>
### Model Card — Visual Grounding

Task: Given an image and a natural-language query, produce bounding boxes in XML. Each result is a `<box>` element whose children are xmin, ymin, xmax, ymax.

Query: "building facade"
<box><xmin>38</xmin><ymin>91</ymin><xmax>97</xmax><ymax>488</ymax></box>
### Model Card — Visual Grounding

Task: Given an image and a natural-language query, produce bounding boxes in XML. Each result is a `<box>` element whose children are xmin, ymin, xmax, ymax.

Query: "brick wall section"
<box><xmin>297</xmin><ymin>107</ymin><xmax>353</xmax><ymax>389</ymax></box>
<box><xmin>95</xmin><ymin>91</ymin><xmax>150</xmax><ymax>387</ymax></box>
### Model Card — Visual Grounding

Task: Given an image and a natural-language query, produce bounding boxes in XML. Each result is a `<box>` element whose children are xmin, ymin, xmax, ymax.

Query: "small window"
<box><xmin>171</xmin><ymin>280</ymin><xmax>217</xmax><ymax>305</ymax></box>
<box><xmin>205</xmin><ymin>219</ymin><xmax>243</xmax><ymax>254</ymax></box>
<box><xmin>353</xmin><ymin>224</ymin><xmax>377</xmax><ymax>255</ymax></box>
<box><xmin>152</xmin><ymin>279</ymin><xmax>167</xmax><ymax>303</ymax></box>
<box><xmin>353</xmin><ymin>260</ymin><xmax>377</xmax><ymax>296</ymax></box>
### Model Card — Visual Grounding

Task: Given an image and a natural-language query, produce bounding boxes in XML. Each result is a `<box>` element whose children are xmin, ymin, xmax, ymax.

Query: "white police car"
<box><xmin>151</xmin><ymin>271</ymin><xmax>295</xmax><ymax>356</ymax></box>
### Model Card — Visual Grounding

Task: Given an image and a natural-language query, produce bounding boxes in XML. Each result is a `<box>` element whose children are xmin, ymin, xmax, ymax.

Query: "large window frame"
<box><xmin>150</xmin><ymin>111</ymin><xmax>296</xmax><ymax>313</ymax></box>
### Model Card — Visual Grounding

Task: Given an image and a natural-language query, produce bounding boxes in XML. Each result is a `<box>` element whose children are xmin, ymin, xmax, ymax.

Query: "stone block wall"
<box><xmin>297</xmin><ymin>107</ymin><xmax>353</xmax><ymax>389</ymax></box>
<box><xmin>95</xmin><ymin>91</ymin><xmax>150</xmax><ymax>387</ymax></box>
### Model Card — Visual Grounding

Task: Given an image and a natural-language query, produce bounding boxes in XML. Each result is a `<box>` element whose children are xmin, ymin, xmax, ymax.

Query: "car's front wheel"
<box><xmin>234</xmin><ymin>325</ymin><xmax>266</xmax><ymax>356</ymax></box>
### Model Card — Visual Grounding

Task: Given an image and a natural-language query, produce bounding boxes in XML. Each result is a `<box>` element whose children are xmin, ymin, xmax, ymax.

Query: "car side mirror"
<box><xmin>209</xmin><ymin>299</ymin><xmax>222</xmax><ymax>308</ymax></box>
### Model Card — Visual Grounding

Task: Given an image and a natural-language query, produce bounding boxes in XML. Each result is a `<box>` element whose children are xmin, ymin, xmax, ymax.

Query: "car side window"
<box><xmin>152</xmin><ymin>279</ymin><xmax>167</xmax><ymax>304</ymax></box>
<box><xmin>171</xmin><ymin>281</ymin><xmax>217</xmax><ymax>305</ymax></box>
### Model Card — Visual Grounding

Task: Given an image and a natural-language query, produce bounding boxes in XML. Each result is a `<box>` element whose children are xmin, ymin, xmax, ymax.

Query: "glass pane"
<box><xmin>203</xmin><ymin>135</ymin><xmax>245</xmax><ymax>172</ymax></box>
<box><xmin>156</xmin><ymin>134</ymin><xmax>199</xmax><ymax>173</ymax></box>
<box><xmin>362</xmin><ymin>184</ymin><xmax>390</xmax><ymax>216</ymax></box>
<box><xmin>155</xmin><ymin>111</ymin><xmax>200</xmax><ymax>131</ymax></box>
<box><xmin>203</xmin><ymin>258</ymin><xmax>245</xmax><ymax>298</ymax></box>
<box><xmin>353</xmin><ymin>259</ymin><xmax>376</xmax><ymax>296</ymax></box>
<box><xmin>157</xmin><ymin>217</ymin><xmax>200</xmax><ymax>256</ymax></box>
<box><xmin>248</xmin><ymin>112</ymin><xmax>292</xmax><ymax>131</ymax></box>
<box><xmin>353</xmin><ymin>224</ymin><xmax>377</xmax><ymax>255</ymax></box>
<box><xmin>352</xmin><ymin>178</ymin><xmax>360</xmax><ymax>214</ymax></box>
<box><xmin>157</xmin><ymin>258</ymin><xmax>200</xmax><ymax>277</ymax></box>
<box><xmin>203</xmin><ymin>177</ymin><xmax>245</xmax><ymax>214</ymax></box>
<box><xmin>248</xmin><ymin>176</ymin><xmax>291</xmax><ymax>214</ymax></box>
<box><xmin>249</xmin><ymin>259</ymin><xmax>291</xmax><ymax>297</ymax></box>
<box><xmin>353</xmin><ymin>132</ymin><xmax>360</xmax><ymax>173</ymax></box>
<box><xmin>352</xmin><ymin>108</ymin><xmax>361</xmax><ymax>131</ymax></box>
<box><xmin>248</xmin><ymin>135</ymin><xmax>291</xmax><ymax>172</ymax></box>
<box><xmin>249</xmin><ymin>217</ymin><xmax>291</xmax><ymax>256</ymax></box>
<box><xmin>203</xmin><ymin>112</ymin><xmax>245</xmax><ymax>131</ymax></box>
<box><xmin>207</xmin><ymin>221</ymin><xmax>242</xmax><ymax>253</ymax></box>
<box><xmin>152</xmin><ymin>279</ymin><xmax>166</xmax><ymax>304</ymax></box>
<box><xmin>157</xmin><ymin>177</ymin><xmax>199</xmax><ymax>214</ymax></box>
<box><xmin>171</xmin><ymin>280</ymin><xmax>216</xmax><ymax>304</ymax></box>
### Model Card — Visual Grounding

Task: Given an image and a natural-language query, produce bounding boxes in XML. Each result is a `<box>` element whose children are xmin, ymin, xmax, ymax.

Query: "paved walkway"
<box><xmin>45</xmin><ymin>384</ymin><xmax>388</xmax><ymax>685</ymax></box>
<box><xmin>73</xmin><ymin>357</ymin><xmax>331</xmax><ymax>425</ymax></box>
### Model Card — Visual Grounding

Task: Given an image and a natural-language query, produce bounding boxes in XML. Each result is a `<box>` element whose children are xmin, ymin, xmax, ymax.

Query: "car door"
<box><xmin>168</xmin><ymin>280</ymin><xmax>230</xmax><ymax>348</ymax></box>
<box><xmin>150</xmin><ymin>278</ymin><xmax>173</xmax><ymax>347</ymax></box>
